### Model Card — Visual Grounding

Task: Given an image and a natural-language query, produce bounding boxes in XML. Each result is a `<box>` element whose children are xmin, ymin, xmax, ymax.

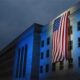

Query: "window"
<box><xmin>41</xmin><ymin>40</ymin><xmax>44</xmax><ymax>47</ymax></box>
<box><xmin>45</xmin><ymin>64</ymin><xmax>49</xmax><ymax>72</ymax></box>
<box><xmin>68</xmin><ymin>26</ymin><xmax>72</xmax><ymax>34</ymax></box>
<box><xmin>16</xmin><ymin>48</ymin><xmax>20</xmax><ymax>77</ymax></box>
<box><xmin>78</xmin><ymin>38</ymin><xmax>80</xmax><ymax>47</ymax></box>
<box><xmin>40</xmin><ymin>66</ymin><xmax>43</xmax><ymax>73</ymax></box>
<box><xmin>68</xmin><ymin>58</ymin><xmax>73</xmax><ymax>69</ymax></box>
<box><xmin>23</xmin><ymin>45</ymin><xmax>27</xmax><ymax>77</ymax></box>
<box><xmin>47</xmin><ymin>37</ymin><xmax>50</xmax><ymax>45</ymax></box>
<box><xmin>46</xmin><ymin>50</ymin><xmax>49</xmax><ymax>58</ymax></box>
<box><xmin>59</xmin><ymin>61</ymin><xmax>64</xmax><ymax>70</ymax></box>
<box><xmin>77</xmin><ymin>21</ymin><xmax>80</xmax><ymax>31</ymax></box>
<box><xmin>40</xmin><ymin>52</ymin><xmax>44</xmax><ymax>59</ymax></box>
<box><xmin>19</xmin><ymin>47</ymin><xmax>24</xmax><ymax>77</ymax></box>
<box><xmin>78</xmin><ymin>56</ymin><xmax>80</xmax><ymax>68</ymax></box>
<box><xmin>52</xmin><ymin>63</ymin><xmax>56</xmax><ymax>71</ymax></box>
<box><xmin>68</xmin><ymin>40</ymin><xmax>73</xmax><ymax>50</ymax></box>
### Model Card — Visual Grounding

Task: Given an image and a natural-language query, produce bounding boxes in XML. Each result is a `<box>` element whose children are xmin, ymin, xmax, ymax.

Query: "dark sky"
<box><xmin>0</xmin><ymin>0</ymin><xmax>80</xmax><ymax>50</ymax></box>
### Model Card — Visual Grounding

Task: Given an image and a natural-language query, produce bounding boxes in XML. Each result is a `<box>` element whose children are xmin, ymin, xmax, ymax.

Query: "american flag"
<box><xmin>52</xmin><ymin>12</ymin><xmax>69</xmax><ymax>63</ymax></box>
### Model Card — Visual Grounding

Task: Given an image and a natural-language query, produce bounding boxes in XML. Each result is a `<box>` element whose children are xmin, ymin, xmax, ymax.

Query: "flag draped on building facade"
<box><xmin>52</xmin><ymin>11</ymin><xmax>70</xmax><ymax>63</ymax></box>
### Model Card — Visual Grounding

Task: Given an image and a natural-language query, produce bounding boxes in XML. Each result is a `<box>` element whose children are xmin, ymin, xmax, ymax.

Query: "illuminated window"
<box><xmin>78</xmin><ymin>38</ymin><xmax>80</xmax><ymax>47</ymax></box>
<box><xmin>59</xmin><ymin>61</ymin><xmax>64</xmax><ymax>70</ymax></box>
<box><xmin>46</xmin><ymin>50</ymin><xmax>49</xmax><ymax>58</ymax></box>
<box><xmin>52</xmin><ymin>63</ymin><xmax>56</xmax><ymax>71</ymax></box>
<box><xmin>78</xmin><ymin>56</ymin><xmax>80</xmax><ymax>68</ymax></box>
<box><xmin>40</xmin><ymin>52</ymin><xmax>44</xmax><ymax>59</ymax></box>
<box><xmin>45</xmin><ymin>64</ymin><xmax>49</xmax><ymax>72</ymax></box>
<box><xmin>47</xmin><ymin>37</ymin><xmax>50</xmax><ymax>45</ymax></box>
<box><xmin>68</xmin><ymin>40</ymin><xmax>73</xmax><ymax>50</ymax></box>
<box><xmin>41</xmin><ymin>40</ymin><xmax>44</xmax><ymax>47</ymax></box>
<box><xmin>40</xmin><ymin>65</ymin><xmax>43</xmax><ymax>73</ymax></box>
<box><xmin>68</xmin><ymin>58</ymin><xmax>73</xmax><ymax>69</ymax></box>
<box><xmin>77</xmin><ymin>21</ymin><xmax>80</xmax><ymax>31</ymax></box>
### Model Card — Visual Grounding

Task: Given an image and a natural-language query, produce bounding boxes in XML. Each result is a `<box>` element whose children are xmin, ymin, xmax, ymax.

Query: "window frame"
<box><xmin>68</xmin><ymin>25</ymin><xmax>72</xmax><ymax>35</ymax></box>
<box><xmin>68</xmin><ymin>40</ymin><xmax>73</xmax><ymax>50</ymax></box>
<box><xmin>45</xmin><ymin>64</ymin><xmax>49</xmax><ymax>72</ymax></box>
<box><xmin>40</xmin><ymin>65</ymin><xmax>43</xmax><ymax>73</ymax></box>
<box><xmin>41</xmin><ymin>40</ymin><xmax>44</xmax><ymax>47</ymax></box>
<box><xmin>78</xmin><ymin>37</ymin><xmax>80</xmax><ymax>47</ymax></box>
<box><xmin>47</xmin><ymin>37</ymin><xmax>50</xmax><ymax>45</ymax></box>
<box><xmin>77</xmin><ymin>21</ymin><xmax>80</xmax><ymax>31</ymax></box>
<box><xmin>78</xmin><ymin>56</ymin><xmax>80</xmax><ymax>68</ymax></box>
<box><xmin>40</xmin><ymin>52</ymin><xmax>44</xmax><ymax>59</ymax></box>
<box><xmin>68</xmin><ymin>58</ymin><xmax>73</xmax><ymax>69</ymax></box>
<box><xmin>52</xmin><ymin>63</ymin><xmax>56</xmax><ymax>71</ymax></box>
<box><xmin>46</xmin><ymin>50</ymin><xmax>49</xmax><ymax>58</ymax></box>
<box><xmin>59</xmin><ymin>61</ymin><xmax>64</xmax><ymax>70</ymax></box>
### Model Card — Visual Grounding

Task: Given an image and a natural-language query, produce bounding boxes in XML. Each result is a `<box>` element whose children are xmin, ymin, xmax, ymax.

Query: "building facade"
<box><xmin>0</xmin><ymin>2</ymin><xmax>80</xmax><ymax>80</ymax></box>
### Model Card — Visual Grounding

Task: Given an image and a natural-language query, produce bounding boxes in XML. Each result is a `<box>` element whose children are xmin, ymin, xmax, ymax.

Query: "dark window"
<box><xmin>19</xmin><ymin>47</ymin><xmax>24</xmax><ymax>77</ymax></box>
<box><xmin>52</xmin><ymin>63</ymin><xmax>56</xmax><ymax>71</ymax></box>
<box><xmin>68</xmin><ymin>58</ymin><xmax>73</xmax><ymax>69</ymax></box>
<box><xmin>40</xmin><ymin>66</ymin><xmax>43</xmax><ymax>73</ymax></box>
<box><xmin>16</xmin><ymin>48</ymin><xmax>20</xmax><ymax>77</ymax></box>
<box><xmin>68</xmin><ymin>40</ymin><xmax>73</xmax><ymax>50</ymax></box>
<box><xmin>23</xmin><ymin>45</ymin><xmax>27</xmax><ymax>77</ymax></box>
<box><xmin>41</xmin><ymin>40</ymin><xmax>44</xmax><ymax>47</ymax></box>
<box><xmin>68</xmin><ymin>26</ymin><xmax>72</xmax><ymax>34</ymax></box>
<box><xmin>77</xmin><ymin>21</ymin><xmax>80</xmax><ymax>31</ymax></box>
<box><xmin>46</xmin><ymin>50</ymin><xmax>49</xmax><ymax>58</ymax></box>
<box><xmin>47</xmin><ymin>37</ymin><xmax>50</xmax><ymax>45</ymax></box>
<box><xmin>40</xmin><ymin>52</ymin><xmax>44</xmax><ymax>59</ymax></box>
<box><xmin>59</xmin><ymin>61</ymin><xmax>64</xmax><ymax>70</ymax></box>
<box><xmin>78</xmin><ymin>38</ymin><xmax>80</xmax><ymax>47</ymax></box>
<box><xmin>78</xmin><ymin>56</ymin><xmax>80</xmax><ymax>68</ymax></box>
<box><xmin>45</xmin><ymin>64</ymin><xmax>49</xmax><ymax>72</ymax></box>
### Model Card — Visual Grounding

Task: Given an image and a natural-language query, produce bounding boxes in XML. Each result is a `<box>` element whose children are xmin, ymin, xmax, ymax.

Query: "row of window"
<box><xmin>40</xmin><ymin>37</ymin><xmax>80</xmax><ymax>59</ymax></box>
<box><xmin>40</xmin><ymin>57</ymin><xmax>80</xmax><ymax>73</ymax></box>
<box><xmin>41</xmin><ymin>37</ymin><xmax>50</xmax><ymax>47</ymax></box>
<box><xmin>41</xmin><ymin>21</ymin><xmax>80</xmax><ymax>48</ymax></box>
<box><xmin>69</xmin><ymin>21</ymin><xmax>80</xmax><ymax>35</ymax></box>
<box><xmin>40</xmin><ymin>50</ymin><xmax>49</xmax><ymax>59</ymax></box>
<box><xmin>16</xmin><ymin>45</ymin><xmax>27</xmax><ymax>78</ymax></box>
<box><xmin>41</xmin><ymin>37</ymin><xmax>80</xmax><ymax>50</ymax></box>
<box><xmin>68</xmin><ymin>37</ymin><xmax>80</xmax><ymax>50</ymax></box>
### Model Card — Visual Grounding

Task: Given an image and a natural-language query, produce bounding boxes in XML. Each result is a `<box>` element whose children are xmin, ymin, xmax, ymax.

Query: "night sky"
<box><xmin>0</xmin><ymin>0</ymin><xmax>80</xmax><ymax>50</ymax></box>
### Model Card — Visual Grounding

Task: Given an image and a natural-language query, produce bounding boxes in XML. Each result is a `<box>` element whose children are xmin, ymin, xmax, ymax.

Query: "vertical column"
<box><xmin>16</xmin><ymin>45</ymin><xmax>27</xmax><ymax>78</ymax></box>
<box><xmin>31</xmin><ymin>25</ymin><xmax>41</xmax><ymax>80</ymax></box>
<box><xmin>23</xmin><ymin>45</ymin><xmax>27</xmax><ymax>77</ymax></box>
<box><xmin>19</xmin><ymin>47</ymin><xmax>24</xmax><ymax>77</ymax></box>
<box><xmin>16</xmin><ymin>48</ymin><xmax>20</xmax><ymax>77</ymax></box>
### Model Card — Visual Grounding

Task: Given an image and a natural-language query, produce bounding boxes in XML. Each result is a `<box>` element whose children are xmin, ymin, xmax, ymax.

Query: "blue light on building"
<box><xmin>0</xmin><ymin>2</ymin><xmax>80</xmax><ymax>80</ymax></box>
